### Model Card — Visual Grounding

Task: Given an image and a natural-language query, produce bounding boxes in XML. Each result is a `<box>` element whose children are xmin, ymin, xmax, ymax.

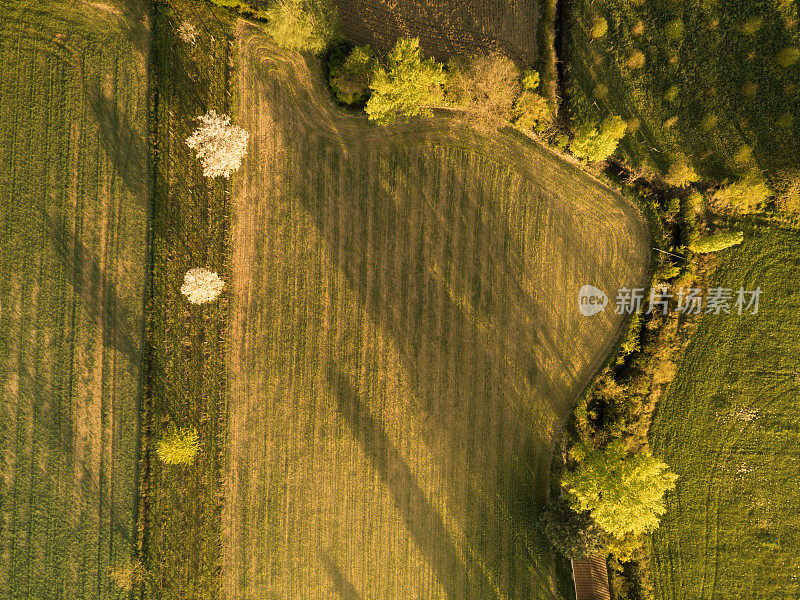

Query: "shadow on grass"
<box><xmin>44</xmin><ymin>212</ymin><xmax>144</xmax><ymax>369</ymax></box>
<box><xmin>319</xmin><ymin>550</ymin><xmax>366</xmax><ymax>600</ymax></box>
<box><xmin>284</xmin><ymin>127</ymin><xmax>564</xmax><ymax>598</ymax></box>
<box><xmin>328</xmin><ymin>364</ymin><xmax>496</xmax><ymax>597</ymax></box>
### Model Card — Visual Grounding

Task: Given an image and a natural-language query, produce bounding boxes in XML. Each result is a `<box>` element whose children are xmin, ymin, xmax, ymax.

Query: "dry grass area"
<box><xmin>329</xmin><ymin>0</ymin><xmax>541</xmax><ymax>65</ymax></box>
<box><xmin>223</xmin><ymin>22</ymin><xmax>650</xmax><ymax>600</ymax></box>
<box><xmin>0</xmin><ymin>0</ymin><xmax>150</xmax><ymax>597</ymax></box>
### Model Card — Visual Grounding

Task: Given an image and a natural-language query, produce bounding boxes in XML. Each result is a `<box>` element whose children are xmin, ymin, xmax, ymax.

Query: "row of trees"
<box><xmin>256</xmin><ymin>0</ymin><xmax>630</xmax><ymax>162</ymax></box>
<box><xmin>331</xmin><ymin>38</ymin><xmax>557</xmax><ymax>135</ymax></box>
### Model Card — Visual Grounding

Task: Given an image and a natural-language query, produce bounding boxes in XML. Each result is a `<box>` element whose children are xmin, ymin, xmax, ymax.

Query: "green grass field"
<box><xmin>222</xmin><ymin>22</ymin><xmax>650</xmax><ymax>600</ymax></box>
<box><xmin>0</xmin><ymin>0</ymin><xmax>150</xmax><ymax>597</ymax></box>
<box><xmin>567</xmin><ymin>0</ymin><xmax>800</xmax><ymax>178</ymax></box>
<box><xmin>140</xmin><ymin>1</ymin><xmax>233</xmax><ymax>598</ymax></box>
<box><xmin>650</xmin><ymin>227</ymin><xmax>800</xmax><ymax>599</ymax></box>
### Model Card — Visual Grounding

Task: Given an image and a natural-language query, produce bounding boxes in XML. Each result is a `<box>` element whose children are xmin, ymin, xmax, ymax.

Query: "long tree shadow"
<box><xmin>86</xmin><ymin>86</ymin><xmax>150</xmax><ymax>207</ymax></box>
<box><xmin>319</xmin><ymin>550</ymin><xmax>366</xmax><ymax>600</ymax></box>
<box><xmin>328</xmin><ymin>364</ymin><xmax>498</xmax><ymax>598</ymax></box>
<box><xmin>44</xmin><ymin>211</ymin><xmax>144</xmax><ymax>369</ymax></box>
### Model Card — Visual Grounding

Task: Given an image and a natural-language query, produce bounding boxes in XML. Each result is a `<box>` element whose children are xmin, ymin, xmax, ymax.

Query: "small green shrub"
<box><xmin>663</xmin><ymin>85</ymin><xmax>679</xmax><ymax>102</ymax></box>
<box><xmin>741</xmin><ymin>16</ymin><xmax>763</xmax><ymax>36</ymax></box>
<box><xmin>521</xmin><ymin>68</ymin><xmax>540</xmax><ymax>91</ymax></box>
<box><xmin>776</xmin><ymin>46</ymin><xmax>800</xmax><ymax>67</ymax></box>
<box><xmin>627</xmin><ymin>50</ymin><xmax>645</xmax><ymax>69</ymax></box>
<box><xmin>665</xmin><ymin>158</ymin><xmax>700</xmax><ymax>188</ymax></box>
<box><xmin>156</xmin><ymin>427</ymin><xmax>200</xmax><ymax>465</ymax></box>
<box><xmin>775</xmin><ymin>170</ymin><xmax>800</xmax><ymax>212</ymax></box>
<box><xmin>329</xmin><ymin>44</ymin><xmax>376</xmax><ymax>105</ymax></box>
<box><xmin>664</xmin><ymin>18</ymin><xmax>685</xmax><ymax>42</ymax></box>
<box><xmin>713</xmin><ymin>171</ymin><xmax>772</xmax><ymax>213</ymax></box>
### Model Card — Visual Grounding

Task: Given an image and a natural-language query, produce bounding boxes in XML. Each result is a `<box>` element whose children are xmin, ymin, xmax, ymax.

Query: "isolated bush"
<box><xmin>366</xmin><ymin>37</ymin><xmax>446</xmax><ymax>125</ymax></box>
<box><xmin>664</xmin><ymin>18</ymin><xmax>685</xmax><ymax>42</ymax></box>
<box><xmin>591</xmin><ymin>16</ymin><xmax>608</xmax><ymax>38</ymax></box>
<box><xmin>741</xmin><ymin>16</ymin><xmax>763</xmax><ymax>36</ymax></box>
<box><xmin>700</xmin><ymin>112</ymin><xmax>718</xmax><ymax>131</ymax></box>
<box><xmin>181</xmin><ymin>268</ymin><xmax>225</xmax><ymax>304</ymax></box>
<box><xmin>665</xmin><ymin>157</ymin><xmax>700</xmax><ymax>188</ymax></box>
<box><xmin>713</xmin><ymin>171</ymin><xmax>772</xmax><ymax>213</ymax></box>
<box><xmin>776</xmin><ymin>113</ymin><xmax>793</xmax><ymax>128</ymax></box>
<box><xmin>329</xmin><ymin>44</ymin><xmax>376</xmax><ymax>105</ymax></box>
<box><xmin>627</xmin><ymin>51</ymin><xmax>645</xmax><ymax>69</ymax></box>
<box><xmin>563</xmin><ymin>441</ymin><xmax>678</xmax><ymax>539</ymax></box>
<box><xmin>263</xmin><ymin>0</ymin><xmax>339</xmax><ymax>54</ymax></box>
<box><xmin>156</xmin><ymin>427</ymin><xmax>200</xmax><ymax>465</ymax></box>
<box><xmin>513</xmin><ymin>91</ymin><xmax>554</xmax><ymax>132</ymax></box>
<box><xmin>541</xmin><ymin>497</ymin><xmax>602</xmax><ymax>559</ymax></box>
<box><xmin>593</xmin><ymin>83</ymin><xmax>609</xmax><ymax>100</ymax></box>
<box><xmin>688</xmin><ymin>230</ymin><xmax>744</xmax><ymax>253</ymax></box>
<box><xmin>734</xmin><ymin>144</ymin><xmax>753</xmax><ymax>166</ymax></box>
<box><xmin>186</xmin><ymin>110</ymin><xmax>249</xmax><ymax>178</ymax></box>
<box><xmin>776</xmin><ymin>46</ymin><xmax>800</xmax><ymax>67</ymax></box>
<box><xmin>570</xmin><ymin>115</ymin><xmax>627</xmax><ymax>162</ymax></box>
<box><xmin>663</xmin><ymin>85</ymin><xmax>679</xmax><ymax>102</ymax></box>
<box><xmin>178</xmin><ymin>22</ymin><xmax>199</xmax><ymax>45</ymax></box>
<box><xmin>775</xmin><ymin>170</ymin><xmax>800</xmax><ymax>212</ymax></box>
<box><xmin>680</xmin><ymin>191</ymin><xmax>702</xmax><ymax>246</ymax></box>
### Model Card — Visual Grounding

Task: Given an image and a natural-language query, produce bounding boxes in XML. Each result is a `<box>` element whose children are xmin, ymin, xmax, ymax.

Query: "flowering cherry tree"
<box><xmin>186</xmin><ymin>110</ymin><xmax>249</xmax><ymax>178</ymax></box>
<box><xmin>180</xmin><ymin>268</ymin><xmax>225</xmax><ymax>304</ymax></box>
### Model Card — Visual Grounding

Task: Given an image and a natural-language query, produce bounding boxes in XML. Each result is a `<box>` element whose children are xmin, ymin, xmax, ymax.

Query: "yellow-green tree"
<box><xmin>569</xmin><ymin>115</ymin><xmax>627</xmax><ymax>162</ymax></box>
<box><xmin>562</xmin><ymin>441</ymin><xmax>678</xmax><ymax>539</ymax></box>
<box><xmin>366</xmin><ymin>37</ymin><xmax>446</xmax><ymax>125</ymax></box>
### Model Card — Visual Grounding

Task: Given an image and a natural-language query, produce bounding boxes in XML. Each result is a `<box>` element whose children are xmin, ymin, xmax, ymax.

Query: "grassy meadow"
<box><xmin>140</xmin><ymin>1</ymin><xmax>234</xmax><ymax>598</ymax></box>
<box><xmin>0</xmin><ymin>0</ymin><xmax>150</xmax><ymax>597</ymax></box>
<box><xmin>650</xmin><ymin>227</ymin><xmax>800</xmax><ymax>599</ymax></box>
<box><xmin>223</xmin><ymin>22</ymin><xmax>650</xmax><ymax>600</ymax></box>
<box><xmin>567</xmin><ymin>0</ymin><xmax>800</xmax><ymax>178</ymax></box>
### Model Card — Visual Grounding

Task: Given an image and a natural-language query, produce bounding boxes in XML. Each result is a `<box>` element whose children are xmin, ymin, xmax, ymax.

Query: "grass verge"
<box><xmin>138</xmin><ymin>1</ymin><xmax>234</xmax><ymax>598</ymax></box>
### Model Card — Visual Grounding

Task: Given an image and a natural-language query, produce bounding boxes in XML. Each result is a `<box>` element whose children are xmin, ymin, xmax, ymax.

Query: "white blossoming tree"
<box><xmin>185</xmin><ymin>110</ymin><xmax>249</xmax><ymax>178</ymax></box>
<box><xmin>180</xmin><ymin>268</ymin><xmax>225</xmax><ymax>304</ymax></box>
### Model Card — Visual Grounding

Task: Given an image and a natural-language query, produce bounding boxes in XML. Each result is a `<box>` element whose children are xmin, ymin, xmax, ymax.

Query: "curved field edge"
<box><xmin>222</xmin><ymin>21</ymin><xmax>651</xmax><ymax>600</ymax></box>
<box><xmin>0</xmin><ymin>1</ymin><xmax>150</xmax><ymax>598</ymax></box>
<box><xmin>650</xmin><ymin>229</ymin><xmax>800</xmax><ymax>600</ymax></box>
